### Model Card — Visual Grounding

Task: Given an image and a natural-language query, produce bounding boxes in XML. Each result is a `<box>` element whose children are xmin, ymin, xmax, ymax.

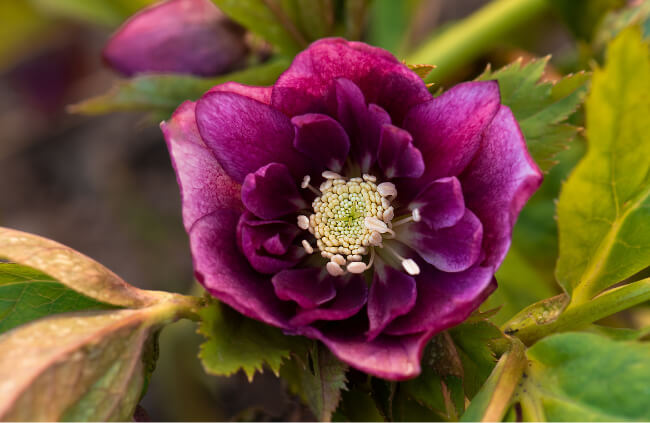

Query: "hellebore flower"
<box><xmin>104</xmin><ymin>0</ymin><xmax>247</xmax><ymax>77</ymax></box>
<box><xmin>162</xmin><ymin>38</ymin><xmax>542</xmax><ymax>380</ymax></box>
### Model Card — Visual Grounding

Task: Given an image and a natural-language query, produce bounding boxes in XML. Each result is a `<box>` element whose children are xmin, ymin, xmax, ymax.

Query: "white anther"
<box><xmin>365</xmin><ymin>216</ymin><xmax>389</xmax><ymax>233</ymax></box>
<box><xmin>301</xmin><ymin>175</ymin><xmax>311</xmax><ymax>189</ymax></box>
<box><xmin>301</xmin><ymin>240</ymin><xmax>314</xmax><ymax>254</ymax></box>
<box><xmin>319</xmin><ymin>179</ymin><xmax>333</xmax><ymax>191</ymax></box>
<box><xmin>297</xmin><ymin>215</ymin><xmax>310</xmax><ymax>230</ymax></box>
<box><xmin>412</xmin><ymin>208</ymin><xmax>421</xmax><ymax>222</ymax></box>
<box><xmin>347</xmin><ymin>261</ymin><xmax>367</xmax><ymax>274</ymax></box>
<box><xmin>377</xmin><ymin>182</ymin><xmax>397</xmax><ymax>199</ymax></box>
<box><xmin>322</xmin><ymin>171</ymin><xmax>343</xmax><ymax>180</ymax></box>
<box><xmin>369</xmin><ymin>231</ymin><xmax>383</xmax><ymax>246</ymax></box>
<box><xmin>363</xmin><ymin>174</ymin><xmax>377</xmax><ymax>182</ymax></box>
<box><xmin>331</xmin><ymin>254</ymin><xmax>346</xmax><ymax>266</ymax></box>
<box><xmin>348</xmin><ymin>254</ymin><xmax>362</xmax><ymax>262</ymax></box>
<box><xmin>383</xmin><ymin>206</ymin><xmax>394</xmax><ymax>223</ymax></box>
<box><xmin>402</xmin><ymin>259</ymin><xmax>420</xmax><ymax>276</ymax></box>
<box><xmin>381</xmin><ymin>197</ymin><xmax>391</xmax><ymax>209</ymax></box>
<box><xmin>326</xmin><ymin>261</ymin><xmax>345</xmax><ymax>277</ymax></box>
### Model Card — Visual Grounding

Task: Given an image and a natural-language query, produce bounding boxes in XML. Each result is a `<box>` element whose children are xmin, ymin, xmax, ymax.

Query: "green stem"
<box><xmin>405</xmin><ymin>0</ymin><xmax>549</xmax><ymax>82</ymax></box>
<box><xmin>503</xmin><ymin>277</ymin><xmax>650</xmax><ymax>346</ymax></box>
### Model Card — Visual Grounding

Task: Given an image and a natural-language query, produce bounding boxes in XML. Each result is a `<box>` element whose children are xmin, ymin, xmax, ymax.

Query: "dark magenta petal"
<box><xmin>290</xmin><ymin>275</ymin><xmax>368</xmax><ymax>327</ymax></box>
<box><xmin>237</xmin><ymin>212</ymin><xmax>304</xmax><ymax>274</ymax></box>
<box><xmin>190</xmin><ymin>209</ymin><xmax>292</xmax><ymax>328</ymax></box>
<box><xmin>460</xmin><ymin>105</ymin><xmax>543</xmax><ymax>268</ymax></box>
<box><xmin>161</xmin><ymin>101</ymin><xmax>241</xmax><ymax>231</ymax></box>
<box><xmin>403</xmin><ymin>81</ymin><xmax>501</xmax><ymax>183</ymax></box>
<box><xmin>410</xmin><ymin>177</ymin><xmax>465</xmax><ymax>230</ymax></box>
<box><xmin>399</xmin><ymin>209</ymin><xmax>483</xmax><ymax>272</ymax></box>
<box><xmin>378</xmin><ymin>124</ymin><xmax>425</xmax><ymax>179</ymax></box>
<box><xmin>104</xmin><ymin>0</ymin><xmax>246</xmax><ymax>76</ymax></box>
<box><xmin>241</xmin><ymin>163</ymin><xmax>307</xmax><ymax>220</ymax></box>
<box><xmin>300</xmin><ymin>325</ymin><xmax>432</xmax><ymax>380</ymax></box>
<box><xmin>385</xmin><ymin>264</ymin><xmax>496</xmax><ymax>335</ymax></box>
<box><xmin>367</xmin><ymin>262</ymin><xmax>417</xmax><ymax>341</ymax></box>
<box><xmin>272</xmin><ymin>268</ymin><xmax>337</xmax><ymax>309</ymax></box>
<box><xmin>196</xmin><ymin>91</ymin><xmax>309</xmax><ymax>183</ymax></box>
<box><xmin>207</xmin><ymin>82</ymin><xmax>271</xmax><ymax>104</ymax></box>
<box><xmin>292</xmin><ymin>114</ymin><xmax>350</xmax><ymax>173</ymax></box>
<box><xmin>272</xmin><ymin>38</ymin><xmax>430</xmax><ymax>123</ymax></box>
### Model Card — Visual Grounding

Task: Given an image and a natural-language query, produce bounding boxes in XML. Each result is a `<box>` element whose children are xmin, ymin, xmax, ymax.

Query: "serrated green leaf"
<box><xmin>0</xmin><ymin>299</ymin><xmax>187</xmax><ymax>421</ymax></box>
<box><xmin>556</xmin><ymin>27</ymin><xmax>650</xmax><ymax>302</ymax></box>
<box><xmin>407</xmin><ymin>63</ymin><xmax>436</xmax><ymax>80</ymax></box>
<box><xmin>476</xmin><ymin>58</ymin><xmax>589</xmax><ymax>171</ymax></box>
<box><xmin>70</xmin><ymin>60</ymin><xmax>289</xmax><ymax>117</ymax></box>
<box><xmin>0</xmin><ymin>263</ymin><xmax>116</xmax><ymax>334</ymax></box>
<box><xmin>281</xmin><ymin>342</ymin><xmax>348</xmax><ymax>422</ymax></box>
<box><xmin>197</xmin><ymin>301</ymin><xmax>299</xmax><ymax>381</ymax></box>
<box><xmin>334</xmin><ymin>388</ymin><xmax>385</xmax><ymax>422</ymax></box>
<box><xmin>516</xmin><ymin>332</ymin><xmax>650</xmax><ymax>421</ymax></box>
<box><xmin>212</xmin><ymin>0</ymin><xmax>304</xmax><ymax>54</ymax></box>
<box><xmin>449</xmin><ymin>321</ymin><xmax>506</xmax><ymax>398</ymax></box>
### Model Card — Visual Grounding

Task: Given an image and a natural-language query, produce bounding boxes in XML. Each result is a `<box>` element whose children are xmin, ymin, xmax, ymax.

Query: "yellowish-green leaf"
<box><xmin>0</xmin><ymin>227</ymin><xmax>160</xmax><ymax>308</ymax></box>
<box><xmin>556</xmin><ymin>27</ymin><xmax>650</xmax><ymax>303</ymax></box>
<box><xmin>0</xmin><ymin>298</ymin><xmax>191</xmax><ymax>421</ymax></box>
<box><xmin>0</xmin><ymin>262</ymin><xmax>117</xmax><ymax>334</ymax></box>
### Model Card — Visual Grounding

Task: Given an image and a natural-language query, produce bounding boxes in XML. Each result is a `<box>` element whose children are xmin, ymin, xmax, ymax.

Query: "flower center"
<box><xmin>297</xmin><ymin>171</ymin><xmax>420</xmax><ymax>277</ymax></box>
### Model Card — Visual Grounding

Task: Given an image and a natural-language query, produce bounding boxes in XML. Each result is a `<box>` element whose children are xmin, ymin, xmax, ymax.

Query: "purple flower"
<box><xmin>104</xmin><ymin>0</ymin><xmax>247</xmax><ymax>77</ymax></box>
<box><xmin>161</xmin><ymin>39</ymin><xmax>542</xmax><ymax>380</ymax></box>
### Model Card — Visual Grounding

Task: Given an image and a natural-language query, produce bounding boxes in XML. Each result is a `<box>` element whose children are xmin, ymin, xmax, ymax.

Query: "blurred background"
<box><xmin>0</xmin><ymin>0</ymin><xmax>647</xmax><ymax>420</ymax></box>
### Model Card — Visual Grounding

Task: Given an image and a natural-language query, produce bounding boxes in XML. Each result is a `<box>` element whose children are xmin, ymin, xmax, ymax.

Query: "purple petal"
<box><xmin>460</xmin><ymin>105</ymin><xmax>543</xmax><ymax>268</ymax></box>
<box><xmin>272</xmin><ymin>38</ymin><xmax>430</xmax><ymax>123</ymax></box>
<box><xmin>161</xmin><ymin>101</ymin><xmax>241</xmax><ymax>232</ymax></box>
<box><xmin>398</xmin><ymin>209</ymin><xmax>483</xmax><ymax>272</ymax></box>
<box><xmin>237</xmin><ymin>212</ymin><xmax>304</xmax><ymax>274</ymax></box>
<box><xmin>272</xmin><ymin>268</ymin><xmax>337</xmax><ymax>309</ymax></box>
<box><xmin>290</xmin><ymin>275</ymin><xmax>368</xmax><ymax>327</ymax></box>
<box><xmin>409</xmin><ymin>177</ymin><xmax>465</xmax><ymax>230</ymax></box>
<box><xmin>300</xmin><ymin>325</ymin><xmax>432</xmax><ymax>380</ymax></box>
<box><xmin>403</xmin><ymin>81</ymin><xmax>501</xmax><ymax>184</ymax></box>
<box><xmin>190</xmin><ymin>209</ymin><xmax>292</xmax><ymax>328</ymax></box>
<box><xmin>367</xmin><ymin>262</ymin><xmax>417</xmax><ymax>340</ymax></box>
<box><xmin>241</xmin><ymin>162</ymin><xmax>307</xmax><ymax>219</ymax></box>
<box><xmin>207</xmin><ymin>82</ymin><xmax>271</xmax><ymax>104</ymax></box>
<box><xmin>196</xmin><ymin>91</ymin><xmax>310</xmax><ymax>183</ymax></box>
<box><xmin>104</xmin><ymin>0</ymin><xmax>246</xmax><ymax>76</ymax></box>
<box><xmin>378</xmin><ymin>124</ymin><xmax>425</xmax><ymax>179</ymax></box>
<box><xmin>385</xmin><ymin>263</ymin><xmax>496</xmax><ymax>335</ymax></box>
<box><xmin>292</xmin><ymin>114</ymin><xmax>350</xmax><ymax>173</ymax></box>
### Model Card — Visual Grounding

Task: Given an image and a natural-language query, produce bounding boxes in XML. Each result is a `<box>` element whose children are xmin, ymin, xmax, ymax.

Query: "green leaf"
<box><xmin>334</xmin><ymin>388</ymin><xmax>385</xmax><ymax>422</ymax></box>
<box><xmin>292</xmin><ymin>0</ymin><xmax>334</xmax><ymax>41</ymax></box>
<box><xmin>0</xmin><ymin>227</ymin><xmax>163</xmax><ymax>308</ymax></box>
<box><xmin>197</xmin><ymin>300</ymin><xmax>299</xmax><ymax>381</ymax></box>
<box><xmin>476</xmin><ymin>58</ymin><xmax>589</xmax><ymax>171</ymax></box>
<box><xmin>517</xmin><ymin>332</ymin><xmax>650</xmax><ymax>421</ymax></box>
<box><xmin>281</xmin><ymin>342</ymin><xmax>348</xmax><ymax>422</ymax></box>
<box><xmin>555</xmin><ymin>27</ymin><xmax>650</xmax><ymax>302</ymax></box>
<box><xmin>460</xmin><ymin>338</ymin><xmax>526</xmax><ymax>422</ymax></box>
<box><xmin>211</xmin><ymin>0</ymin><xmax>304</xmax><ymax>54</ymax></box>
<box><xmin>0</xmin><ymin>298</ymin><xmax>189</xmax><ymax>421</ymax></box>
<box><xmin>0</xmin><ymin>263</ymin><xmax>116</xmax><ymax>334</ymax></box>
<box><xmin>548</xmin><ymin>0</ymin><xmax>625</xmax><ymax>41</ymax></box>
<box><xmin>70</xmin><ymin>60</ymin><xmax>289</xmax><ymax>117</ymax></box>
<box><xmin>30</xmin><ymin>0</ymin><xmax>157</xmax><ymax>27</ymax></box>
<box><xmin>449</xmin><ymin>320</ymin><xmax>507</xmax><ymax>398</ymax></box>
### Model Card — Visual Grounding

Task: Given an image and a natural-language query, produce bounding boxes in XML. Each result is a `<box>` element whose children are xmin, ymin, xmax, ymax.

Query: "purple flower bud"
<box><xmin>161</xmin><ymin>39</ymin><xmax>542</xmax><ymax>380</ymax></box>
<box><xmin>104</xmin><ymin>0</ymin><xmax>247</xmax><ymax>77</ymax></box>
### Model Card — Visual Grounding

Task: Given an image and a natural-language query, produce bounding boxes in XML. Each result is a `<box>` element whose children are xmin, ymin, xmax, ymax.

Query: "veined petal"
<box><xmin>207</xmin><ymin>82</ymin><xmax>271</xmax><ymax>104</ymax></box>
<box><xmin>161</xmin><ymin>101</ymin><xmax>241</xmax><ymax>232</ymax></box>
<box><xmin>196</xmin><ymin>91</ymin><xmax>311</xmax><ymax>184</ymax></box>
<box><xmin>272</xmin><ymin>268</ymin><xmax>337</xmax><ymax>309</ymax></box>
<box><xmin>409</xmin><ymin>177</ymin><xmax>465</xmax><ymax>230</ymax></box>
<box><xmin>241</xmin><ymin>162</ymin><xmax>307</xmax><ymax>219</ymax></box>
<box><xmin>292</xmin><ymin>113</ymin><xmax>350</xmax><ymax>173</ymax></box>
<box><xmin>460</xmin><ymin>105</ymin><xmax>543</xmax><ymax>268</ymax></box>
<box><xmin>378</xmin><ymin>124</ymin><xmax>425</xmax><ymax>179</ymax></box>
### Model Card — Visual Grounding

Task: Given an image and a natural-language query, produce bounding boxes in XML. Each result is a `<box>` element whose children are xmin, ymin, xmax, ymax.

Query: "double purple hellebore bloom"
<box><xmin>162</xmin><ymin>39</ymin><xmax>542</xmax><ymax>380</ymax></box>
<box><xmin>104</xmin><ymin>0</ymin><xmax>246</xmax><ymax>77</ymax></box>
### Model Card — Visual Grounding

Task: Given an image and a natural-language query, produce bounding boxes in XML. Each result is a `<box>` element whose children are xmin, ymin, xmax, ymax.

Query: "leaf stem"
<box><xmin>503</xmin><ymin>277</ymin><xmax>650</xmax><ymax>345</ymax></box>
<box><xmin>405</xmin><ymin>0</ymin><xmax>549</xmax><ymax>82</ymax></box>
